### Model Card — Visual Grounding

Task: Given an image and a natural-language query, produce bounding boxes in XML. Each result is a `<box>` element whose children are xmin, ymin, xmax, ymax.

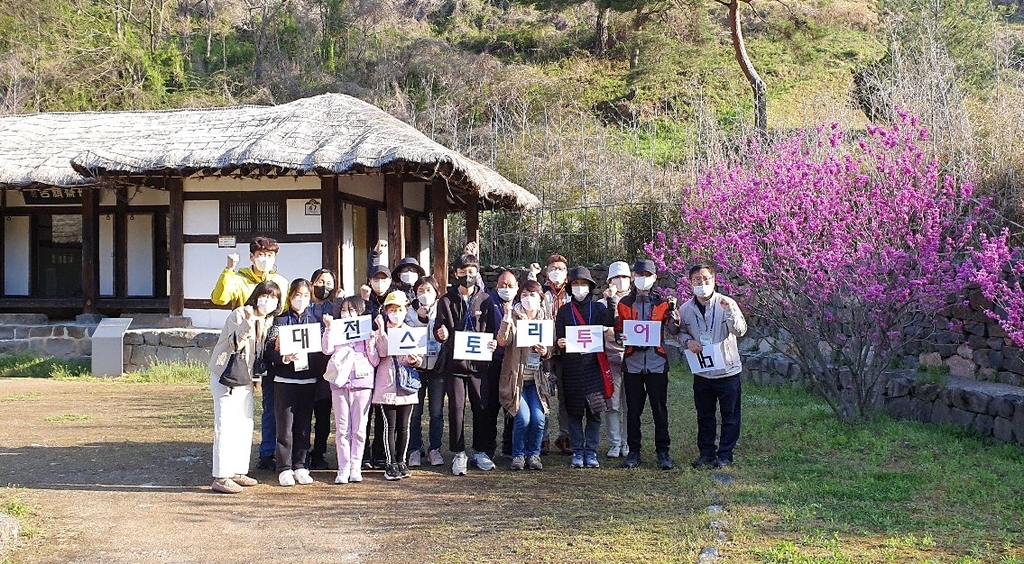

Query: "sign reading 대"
<box><xmin>279</xmin><ymin>323</ymin><xmax>323</xmax><ymax>355</ymax></box>
<box><xmin>327</xmin><ymin>315</ymin><xmax>373</xmax><ymax>347</ymax></box>
<box><xmin>388</xmin><ymin>326</ymin><xmax>428</xmax><ymax>356</ymax></box>
<box><xmin>684</xmin><ymin>343</ymin><xmax>726</xmax><ymax>374</ymax></box>
<box><xmin>452</xmin><ymin>331</ymin><xmax>494</xmax><ymax>361</ymax></box>
<box><xmin>564</xmin><ymin>325</ymin><xmax>604</xmax><ymax>354</ymax></box>
<box><xmin>515</xmin><ymin>319</ymin><xmax>554</xmax><ymax>347</ymax></box>
<box><xmin>622</xmin><ymin>320</ymin><xmax>661</xmax><ymax>347</ymax></box>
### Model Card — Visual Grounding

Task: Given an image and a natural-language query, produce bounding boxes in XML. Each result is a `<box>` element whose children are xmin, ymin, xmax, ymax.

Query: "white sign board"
<box><xmin>388</xmin><ymin>326</ymin><xmax>428</xmax><ymax>356</ymax></box>
<box><xmin>279</xmin><ymin>323</ymin><xmax>323</xmax><ymax>355</ymax></box>
<box><xmin>327</xmin><ymin>315</ymin><xmax>373</xmax><ymax>347</ymax></box>
<box><xmin>565</xmin><ymin>325</ymin><xmax>604</xmax><ymax>354</ymax></box>
<box><xmin>452</xmin><ymin>331</ymin><xmax>494</xmax><ymax>361</ymax></box>
<box><xmin>516</xmin><ymin>319</ymin><xmax>554</xmax><ymax>347</ymax></box>
<box><xmin>622</xmin><ymin>320</ymin><xmax>661</xmax><ymax>347</ymax></box>
<box><xmin>684</xmin><ymin>343</ymin><xmax>727</xmax><ymax>374</ymax></box>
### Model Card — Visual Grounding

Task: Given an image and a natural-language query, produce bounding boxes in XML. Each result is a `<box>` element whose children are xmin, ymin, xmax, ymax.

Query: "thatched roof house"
<box><xmin>0</xmin><ymin>93</ymin><xmax>536</xmax><ymax>324</ymax></box>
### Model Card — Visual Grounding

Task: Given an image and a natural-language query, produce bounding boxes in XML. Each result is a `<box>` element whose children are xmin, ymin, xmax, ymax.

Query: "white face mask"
<box><xmin>496</xmin><ymin>287</ymin><xmax>517</xmax><ymax>302</ymax></box>
<box><xmin>399</xmin><ymin>271</ymin><xmax>419</xmax><ymax>285</ymax></box>
<box><xmin>253</xmin><ymin>255</ymin><xmax>275</xmax><ymax>273</ymax></box>
<box><xmin>548</xmin><ymin>269</ymin><xmax>567</xmax><ymax>285</ymax></box>
<box><xmin>417</xmin><ymin>292</ymin><xmax>435</xmax><ymax>308</ymax></box>
<box><xmin>256</xmin><ymin>296</ymin><xmax>278</xmax><ymax>315</ymax></box>
<box><xmin>692</xmin><ymin>283</ymin><xmax>714</xmax><ymax>298</ymax></box>
<box><xmin>610</xmin><ymin>278</ymin><xmax>631</xmax><ymax>293</ymax></box>
<box><xmin>521</xmin><ymin>296</ymin><xmax>541</xmax><ymax>312</ymax></box>
<box><xmin>571</xmin><ymin>285</ymin><xmax>590</xmax><ymax>300</ymax></box>
<box><xmin>371</xmin><ymin>278</ymin><xmax>391</xmax><ymax>295</ymax></box>
<box><xmin>635</xmin><ymin>275</ymin><xmax>656</xmax><ymax>292</ymax></box>
<box><xmin>290</xmin><ymin>297</ymin><xmax>310</xmax><ymax>313</ymax></box>
<box><xmin>387</xmin><ymin>311</ymin><xmax>406</xmax><ymax>326</ymax></box>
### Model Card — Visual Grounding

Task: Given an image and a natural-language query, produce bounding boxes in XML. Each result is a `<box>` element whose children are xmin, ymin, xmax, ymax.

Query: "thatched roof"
<box><xmin>0</xmin><ymin>93</ymin><xmax>539</xmax><ymax>211</ymax></box>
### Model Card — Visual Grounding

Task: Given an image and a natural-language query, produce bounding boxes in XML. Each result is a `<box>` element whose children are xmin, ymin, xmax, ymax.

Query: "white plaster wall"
<box><xmin>420</xmin><ymin>218</ymin><xmax>431</xmax><ymax>275</ymax></box>
<box><xmin>287</xmin><ymin>199</ymin><xmax>321</xmax><ymax>234</ymax></box>
<box><xmin>184</xmin><ymin>175</ymin><xmax>321</xmax><ymax>192</ymax></box>
<box><xmin>183</xmin><ymin>200</ymin><xmax>219</xmax><ymax>235</ymax></box>
<box><xmin>100</xmin><ymin>214</ymin><xmax>114</xmax><ymax>296</ymax></box>
<box><xmin>185</xmin><ymin>308</ymin><xmax>231</xmax><ymax>330</ymax></box>
<box><xmin>404</xmin><ymin>182</ymin><xmax>426</xmax><ymax>212</ymax></box>
<box><xmin>341</xmin><ymin>204</ymin><xmax>355</xmax><ymax>295</ymax></box>
<box><xmin>377</xmin><ymin>210</ymin><xmax>389</xmax><ymax>266</ymax></box>
<box><xmin>5</xmin><ymin>191</ymin><xmax>25</xmax><ymax>206</ymax></box>
<box><xmin>127</xmin><ymin>213</ymin><xmax>154</xmax><ymax>296</ymax></box>
<box><xmin>4</xmin><ymin>216</ymin><xmax>30</xmax><ymax>295</ymax></box>
<box><xmin>340</xmin><ymin>175</ymin><xmax>384</xmax><ymax>202</ymax></box>
<box><xmin>126</xmin><ymin>187</ymin><xmax>168</xmax><ymax>206</ymax></box>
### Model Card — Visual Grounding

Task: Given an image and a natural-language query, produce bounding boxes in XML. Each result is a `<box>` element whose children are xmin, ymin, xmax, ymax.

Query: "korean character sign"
<box><xmin>515</xmin><ymin>319</ymin><xmax>554</xmax><ymax>347</ymax></box>
<box><xmin>327</xmin><ymin>315</ymin><xmax>373</xmax><ymax>347</ymax></box>
<box><xmin>452</xmin><ymin>331</ymin><xmax>494</xmax><ymax>361</ymax></box>
<box><xmin>684</xmin><ymin>343</ymin><xmax>726</xmax><ymax>374</ymax></box>
<box><xmin>564</xmin><ymin>325</ymin><xmax>604</xmax><ymax>354</ymax></box>
<box><xmin>387</xmin><ymin>326</ymin><xmax>428</xmax><ymax>356</ymax></box>
<box><xmin>279</xmin><ymin>322</ymin><xmax>323</xmax><ymax>371</ymax></box>
<box><xmin>622</xmin><ymin>320</ymin><xmax>661</xmax><ymax>347</ymax></box>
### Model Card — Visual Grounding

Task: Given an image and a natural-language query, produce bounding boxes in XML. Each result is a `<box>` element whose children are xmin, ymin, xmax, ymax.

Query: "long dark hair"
<box><xmin>244</xmin><ymin>281</ymin><xmax>283</xmax><ymax>314</ymax></box>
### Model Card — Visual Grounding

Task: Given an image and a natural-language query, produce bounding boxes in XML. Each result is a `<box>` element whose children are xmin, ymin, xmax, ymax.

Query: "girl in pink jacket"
<box><xmin>322</xmin><ymin>296</ymin><xmax>379</xmax><ymax>484</ymax></box>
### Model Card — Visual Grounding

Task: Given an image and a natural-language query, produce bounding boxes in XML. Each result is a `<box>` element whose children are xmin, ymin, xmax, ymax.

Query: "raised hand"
<box><xmin>227</xmin><ymin>253</ymin><xmax>239</xmax><ymax>270</ymax></box>
<box><xmin>436</xmin><ymin>325</ymin><xmax>449</xmax><ymax>342</ymax></box>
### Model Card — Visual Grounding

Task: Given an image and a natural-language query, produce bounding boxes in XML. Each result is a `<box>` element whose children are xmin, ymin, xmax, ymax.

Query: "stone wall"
<box><xmin>122</xmin><ymin>329</ymin><xmax>219</xmax><ymax>372</ymax></box>
<box><xmin>0</xmin><ymin>320</ymin><xmax>93</xmax><ymax>360</ymax></box>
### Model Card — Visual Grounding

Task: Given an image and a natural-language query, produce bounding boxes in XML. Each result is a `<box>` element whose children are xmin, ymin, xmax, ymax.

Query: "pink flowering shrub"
<box><xmin>647</xmin><ymin>114</ymin><xmax>1024</xmax><ymax>420</ymax></box>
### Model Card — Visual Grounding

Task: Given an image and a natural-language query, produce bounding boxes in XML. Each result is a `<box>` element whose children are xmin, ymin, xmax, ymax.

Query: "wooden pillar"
<box><xmin>168</xmin><ymin>178</ymin><xmax>184</xmax><ymax>316</ymax></box>
<box><xmin>385</xmin><ymin>173</ymin><xmax>405</xmax><ymax>269</ymax></box>
<box><xmin>430</xmin><ymin>179</ymin><xmax>449</xmax><ymax>289</ymax></box>
<box><xmin>0</xmin><ymin>190</ymin><xmax>6</xmax><ymax>296</ymax></box>
<box><xmin>114</xmin><ymin>187</ymin><xmax>128</xmax><ymax>298</ymax></box>
<box><xmin>81</xmin><ymin>187</ymin><xmax>100</xmax><ymax>314</ymax></box>
<box><xmin>320</xmin><ymin>176</ymin><xmax>340</xmax><ymax>276</ymax></box>
<box><xmin>465</xmin><ymin>195</ymin><xmax>479</xmax><ymax>247</ymax></box>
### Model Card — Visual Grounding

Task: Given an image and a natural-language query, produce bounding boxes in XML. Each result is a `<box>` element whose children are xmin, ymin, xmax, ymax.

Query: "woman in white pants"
<box><xmin>209</xmin><ymin>281</ymin><xmax>280</xmax><ymax>494</ymax></box>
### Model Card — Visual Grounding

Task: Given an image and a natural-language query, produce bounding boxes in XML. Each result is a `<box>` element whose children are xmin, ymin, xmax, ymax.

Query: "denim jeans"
<box><xmin>512</xmin><ymin>381</ymin><xmax>546</xmax><ymax>457</ymax></box>
<box><xmin>259</xmin><ymin>378</ymin><xmax>276</xmax><ymax>459</ymax></box>
<box><xmin>409</xmin><ymin>373</ymin><xmax>446</xmax><ymax>453</ymax></box>
<box><xmin>567</xmin><ymin>405</ymin><xmax>601</xmax><ymax>458</ymax></box>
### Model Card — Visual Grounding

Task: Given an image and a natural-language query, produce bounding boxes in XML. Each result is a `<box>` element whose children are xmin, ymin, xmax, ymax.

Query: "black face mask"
<box><xmin>313</xmin><ymin>286</ymin><xmax>332</xmax><ymax>301</ymax></box>
<box><xmin>457</xmin><ymin>275</ymin><xmax>475</xmax><ymax>289</ymax></box>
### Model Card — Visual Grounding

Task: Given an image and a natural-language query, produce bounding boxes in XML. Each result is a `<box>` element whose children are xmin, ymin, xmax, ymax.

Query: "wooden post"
<box><xmin>0</xmin><ymin>190</ymin><xmax>5</xmax><ymax>296</ymax></box>
<box><xmin>115</xmin><ymin>187</ymin><xmax>128</xmax><ymax>298</ymax></box>
<box><xmin>81</xmin><ymin>187</ymin><xmax>100</xmax><ymax>314</ymax></box>
<box><xmin>465</xmin><ymin>194</ymin><xmax>479</xmax><ymax>247</ymax></box>
<box><xmin>320</xmin><ymin>176</ymin><xmax>340</xmax><ymax>276</ymax></box>
<box><xmin>430</xmin><ymin>179</ymin><xmax>449</xmax><ymax>289</ymax></box>
<box><xmin>168</xmin><ymin>178</ymin><xmax>185</xmax><ymax>316</ymax></box>
<box><xmin>385</xmin><ymin>173</ymin><xmax>405</xmax><ymax>269</ymax></box>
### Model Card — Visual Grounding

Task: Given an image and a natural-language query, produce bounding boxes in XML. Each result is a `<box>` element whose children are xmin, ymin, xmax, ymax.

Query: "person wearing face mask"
<box><xmin>264</xmin><ymin>279</ymin><xmax>321</xmax><ymax>487</ymax></box>
<box><xmin>600</xmin><ymin>261</ymin><xmax>632</xmax><ymax>459</ymax></box>
<box><xmin>405</xmin><ymin>276</ymin><xmax>446</xmax><ymax>467</ymax></box>
<box><xmin>306</xmin><ymin>268</ymin><xmax>338</xmax><ymax>471</ymax></box>
<box><xmin>615</xmin><ymin>259</ymin><xmax>680</xmax><ymax>470</ymax></box>
<box><xmin>393</xmin><ymin>257</ymin><xmax>427</xmax><ymax>302</ymax></box>
<box><xmin>555</xmin><ymin>267</ymin><xmax>616</xmax><ymax>469</ymax></box>
<box><xmin>543</xmin><ymin>254</ymin><xmax>573</xmax><ymax>455</ymax></box>
<box><xmin>208</xmin><ymin>281</ymin><xmax>280</xmax><ymax>493</ymax></box>
<box><xmin>362</xmin><ymin>263</ymin><xmax>394</xmax><ymax>470</ymax></box>
<box><xmin>678</xmin><ymin>263</ymin><xmax>747</xmax><ymax>470</ymax></box>
<box><xmin>487</xmin><ymin>270</ymin><xmax>519</xmax><ymax>459</ymax></box>
<box><xmin>497</xmin><ymin>280</ymin><xmax>553</xmax><ymax>471</ymax></box>
<box><xmin>210</xmin><ymin>237</ymin><xmax>289</xmax><ymax>471</ymax></box>
<box><xmin>434</xmin><ymin>254</ymin><xmax>498</xmax><ymax>475</ymax></box>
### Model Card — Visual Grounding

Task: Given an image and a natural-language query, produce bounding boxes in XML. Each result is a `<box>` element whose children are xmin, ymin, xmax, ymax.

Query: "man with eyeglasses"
<box><xmin>677</xmin><ymin>263</ymin><xmax>747</xmax><ymax>470</ymax></box>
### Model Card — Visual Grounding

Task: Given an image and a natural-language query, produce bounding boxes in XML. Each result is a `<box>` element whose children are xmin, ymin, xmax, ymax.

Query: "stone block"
<box><xmin>967</xmin><ymin>335</ymin><xmax>988</xmax><ymax>351</ymax></box>
<box><xmin>973</xmin><ymin>413</ymin><xmax>995</xmax><ymax>437</ymax></box>
<box><xmin>971</xmin><ymin>348</ymin><xmax>989</xmax><ymax>367</ymax></box>
<box><xmin>945</xmin><ymin>355</ymin><xmax>976</xmax><ymax>379</ymax></box>
<box><xmin>937</xmin><ymin>387</ymin><xmax>955</xmax><ymax>406</ymax></box>
<box><xmin>935</xmin><ymin>330</ymin><xmax>961</xmax><ymax>345</ymax></box>
<box><xmin>887</xmin><ymin>377</ymin><xmax>914</xmax><ymax>398</ymax></box>
<box><xmin>44</xmin><ymin>338</ymin><xmax>75</xmax><ymax>358</ymax></box>
<box><xmin>930</xmin><ymin>402</ymin><xmax>953</xmax><ymax>425</ymax></box>
<box><xmin>988</xmin><ymin>396</ymin><xmax>1022</xmax><ymax>419</ymax></box>
<box><xmin>935</xmin><ymin>344</ymin><xmax>958</xmax><ymax>357</ymax></box>
<box><xmin>903</xmin><ymin>355</ymin><xmax>919</xmax><ymax>369</ymax></box>
<box><xmin>988</xmin><ymin>351</ymin><xmax>1004</xmax><ymax>370</ymax></box>
<box><xmin>77</xmin><ymin>339</ymin><xmax>91</xmax><ymax>356</ymax></box>
<box><xmin>161</xmin><ymin>330</ymin><xmax>201</xmax><ymax>348</ymax></box>
<box><xmin>0</xmin><ymin>326</ymin><xmax>14</xmax><ymax>339</ymax></box>
<box><xmin>144</xmin><ymin>332</ymin><xmax>160</xmax><ymax>346</ymax></box>
<box><xmin>66</xmin><ymin>325</ymin><xmax>88</xmax><ymax>339</ymax></box>
<box><xmin>964</xmin><ymin>322</ymin><xmax>987</xmax><ymax>336</ymax></box>
<box><xmin>915</xmin><ymin>383</ymin><xmax>941</xmax><ymax>403</ymax></box>
<box><xmin>130</xmin><ymin>345</ymin><xmax>158</xmax><ymax>366</ymax></box>
<box><xmin>998</xmin><ymin>372</ymin><xmax>1022</xmax><ymax>386</ymax></box>
<box><xmin>987</xmin><ymin>338</ymin><xmax>1004</xmax><ymax>351</ymax></box>
<box><xmin>949</xmin><ymin>407</ymin><xmax>976</xmax><ymax>428</ymax></box>
<box><xmin>0</xmin><ymin>339</ymin><xmax>28</xmax><ymax>353</ymax></box>
<box><xmin>919</xmin><ymin>352</ymin><xmax>943</xmax><ymax>368</ymax></box>
<box><xmin>154</xmin><ymin>346</ymin><xmax>185</xmax><ymax>364</ymax></box>
<box><xmin>184</xmin><ymin>347</ymin><xmax>212</xmax><ymax>366</ymax></box>
<box><xmin>123</xmin><ymin>332</ymin><xmax>144</xmax><ymax>345</ymax></box>
<box><xmin>75</xmin><ymin>313</ymin><xmax>104</xmax><ymax>324</ymax></box>
<box><xmin>989</xmin><ymin>324</ymin><xmax>1007</xmax><ymax>338</ymax></box>
<box><xmin>968</xmin><ymin>289</ymin><xmax>994</xmax><ymax>310</ymax></box>
<box><xmin>0</xmin><ymin>313</ymin><xmax>47</xmax><ymax>324</ymax></box>
<box><xmin>952</xmin><ymin>389</ymin><xmax>991</xmax><ymax>414</ymax></box>
<box><xmin>978</xmin><ymin>368</ymin><xmax>998</xmax><ymax>382</ymax></box>
<box><xmin>993</xmin><ymin>417</ymin><xmax>1015</xmax><ymax>443</ymax></box>
<box><xmin>0</xmin><ymin>511</ymin><xmax>19</xmax><ymax>552</ymax></box>
<box><xmin>910</xmin><ymin>398</ymin><xmax>932</xmax><ymax>422</ymax></box>
<box><xmin>885</xmin><ymin>396</ymin><xmax>912</xmax><ymax>419</ymax></box>
<box><xmin>28</xmin><ymin>326</ymin><xmax>53</xmax><ymax>338</ymax></box>
<box><xmin>957</xmin><ymin>344</ymin><xmax>973</xmax><ymax>359</ymax></box>
<box><xmin>1002</xmin><ymin>347</ymin><xmax>1024</xmax><ymax>374</ymax></box>
<box><xmin>1014</xmin><ymin>402</ymin><xmax>1024</xmax><ymax>443</ymax></box>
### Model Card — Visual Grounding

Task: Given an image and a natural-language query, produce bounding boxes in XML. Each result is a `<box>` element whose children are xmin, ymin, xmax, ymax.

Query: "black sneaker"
<box><xmin>255</xmin><ymin>456</ymin><xmax>274</xmax><ymax>470</ymax></box>
<box><xmin>712</xmin><ymin>457</ymin><xmax>733</xmax><ymax>469</ymax></box>
<box><xmin>657</xmin><ymin>452</ymin><xmax>675</xmax><ymax>470</ymax></box>
<box><xmin>309</xmin><ymin>454</ymin><xmax>329</xmax><ymax>470</ymax></box>
<box><xmin>623</xmin><ymin>451</ymin><xmax>641</xmax><ymax>469</ymax></box>
<box><xmin>398</xmin><ymin>463</ymin><xmax>412</xmax><ymax>479</ymax></box>
<box><xmin>384</xmin><ymin>463</ymin><xmax>402</xmax><ymax>481</ymax></box>
<box><xmin>691</xmin><ymin>455</ymin><xmax>716</xmax><ymax>469</ymax></box>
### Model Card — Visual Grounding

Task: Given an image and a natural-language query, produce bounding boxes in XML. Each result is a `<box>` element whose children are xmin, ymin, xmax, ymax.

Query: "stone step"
<box><xmin>0</xmin><ymin>313</ymin><xmax>48</xmax><ymax>325</ymax></box>
<box><xmin>118</xmin><ymin>314</ymin><xmax>193</xmax><ymax>329</ymax></box>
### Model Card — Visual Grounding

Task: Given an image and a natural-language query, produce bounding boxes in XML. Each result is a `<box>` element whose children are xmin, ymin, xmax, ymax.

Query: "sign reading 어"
<box><xmin>279</xmin><ymin>323</ymin><xmax>323</xmax><ymax>355</ymax></box>
<box><xmin>388</xmin><ymin>326</ymin><xmax>428</xmax><ymax>356</ymax></box>
<box><xmin>622</xmin><ymin>320</ymin><xmax>661</xmax><ymax>347</ymax></box>
<box><xmin>564</xmin><ymin>325</ymin><xmax>604</xmax><ymax>354</ymax></box>
<box><xmin>452</xmin><ymin>331</ymin><xmax>494</xmax><ymax>361</ymax></box>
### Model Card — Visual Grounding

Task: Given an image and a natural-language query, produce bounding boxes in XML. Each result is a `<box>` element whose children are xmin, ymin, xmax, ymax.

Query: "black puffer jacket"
<box><xmin>434</xmin><ymin>286</ymin><xmax>496</xmax><ymax>377</ymax></box>
<box><xmin>555</xmin><ymin>296</ymin><xmax>615</xmax><ymax>418</ymax></box>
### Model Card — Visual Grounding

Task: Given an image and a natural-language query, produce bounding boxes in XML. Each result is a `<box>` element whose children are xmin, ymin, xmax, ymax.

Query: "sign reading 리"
<box><xmin>564</xmin><ymin>325</ymin><xmax>604</xmax><ymax>354</ymax></box>
<box><xmin>516</xmin><ymin>319</ymin><xmax>554</xmax><ymax>347</ymax></box>
<box><xmin>452</xmin><ymin>331</ymin><xmax>494</xmax><ymax>361</ymax></box>
<box><xmin>622</xmin><ymin>320</ymin><xmax>662</xmax><ymax>347</ymax></box>
<box><xmin>388</xmin><ymin>326</ymin><xmax>428</xmax><ymax>356</ymax></box>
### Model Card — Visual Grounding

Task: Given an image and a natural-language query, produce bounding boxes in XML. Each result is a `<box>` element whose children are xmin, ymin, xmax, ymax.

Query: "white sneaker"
<box><xmin>622</xmin><ymin>444</ymin><xmax>630</xmax><ymax>457</ymax></box>
<box><xmin>452</xmin><ymin>452</ymin><xmax>468</xmax><ymax>476</ymax></box>
<box><xmin>349</xmin><ymin>467</ymin><xmax>363</xmax><ymax>483</ymax></box>
<box><xmin>409</xmin><ymin>451</ymin><xmax>422</xmax><ymax>467</ymax></box>
<box><xmin>278</xmin><ymin>470</ymin><xmax>295</xmax><ymax>487</ymax></box>
<box><xmin>473</xmin><ymin>452</ymin><xmax>495</xmax><ymax>471</ymax></box>
<box><xmin>428</xmin><ymin>449</ymin><xmax>444</xmax><ymax>466</ymax></box>
<box><xmin>334</xmin><ymin>469</ymin><xmax>349</xmax><ymax>484</ymax></box>
<box><xmin>294</xmin><ymin>468</ymin><xmax>313</xmax><ymax>485</ymax></box>
<box><xmin>607</xmin><ymin>445</ymin><xmax>622</xmax><ymax>458</ymax></box>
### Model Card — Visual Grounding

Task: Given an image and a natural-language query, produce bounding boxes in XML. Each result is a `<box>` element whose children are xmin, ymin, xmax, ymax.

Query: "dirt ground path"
<box><xmin>0</xmin><ymin>378</ymin><xmax>468</xmax><ymax>564</ymax></box>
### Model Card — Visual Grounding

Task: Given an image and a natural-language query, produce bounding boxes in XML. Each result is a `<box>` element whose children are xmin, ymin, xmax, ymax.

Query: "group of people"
<box><xmin>205</xmin><ymin>237</ymin><xmax>747</xmax><ymax>493</ymax></box>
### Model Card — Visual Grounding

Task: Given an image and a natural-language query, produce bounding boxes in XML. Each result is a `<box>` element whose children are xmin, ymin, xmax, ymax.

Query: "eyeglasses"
<box><xmin>691</xmin><ymin>277</ymin><xmax>714</xmax><ymax>284</ymax></box>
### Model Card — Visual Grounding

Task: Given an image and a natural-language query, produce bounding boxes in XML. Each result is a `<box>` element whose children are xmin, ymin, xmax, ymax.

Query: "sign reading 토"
<box><xmin>452</xmin><ymin>331</ymin><xmax>493</xmax><ymax>361</ymax></box>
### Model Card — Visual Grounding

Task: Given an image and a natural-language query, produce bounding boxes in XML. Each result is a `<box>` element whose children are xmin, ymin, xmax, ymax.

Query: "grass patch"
<box><xmin>43</xmin><ymin>413</ymin><xmax>91</xmax><ymax>423</ymax></box>
<box><xmin>118</xmin><ymin>360</ymin><xmax>209</xmax><ymax>384</ymax></box>
<box><xmin>0</xmin><ymin>353</ymin><xmax>89</xmax><ymax>379</ymax></box>
<box><xmin>0</xmin><ymin>392</ymin><xmax>42</xmax><ymax>402</ymax></box>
